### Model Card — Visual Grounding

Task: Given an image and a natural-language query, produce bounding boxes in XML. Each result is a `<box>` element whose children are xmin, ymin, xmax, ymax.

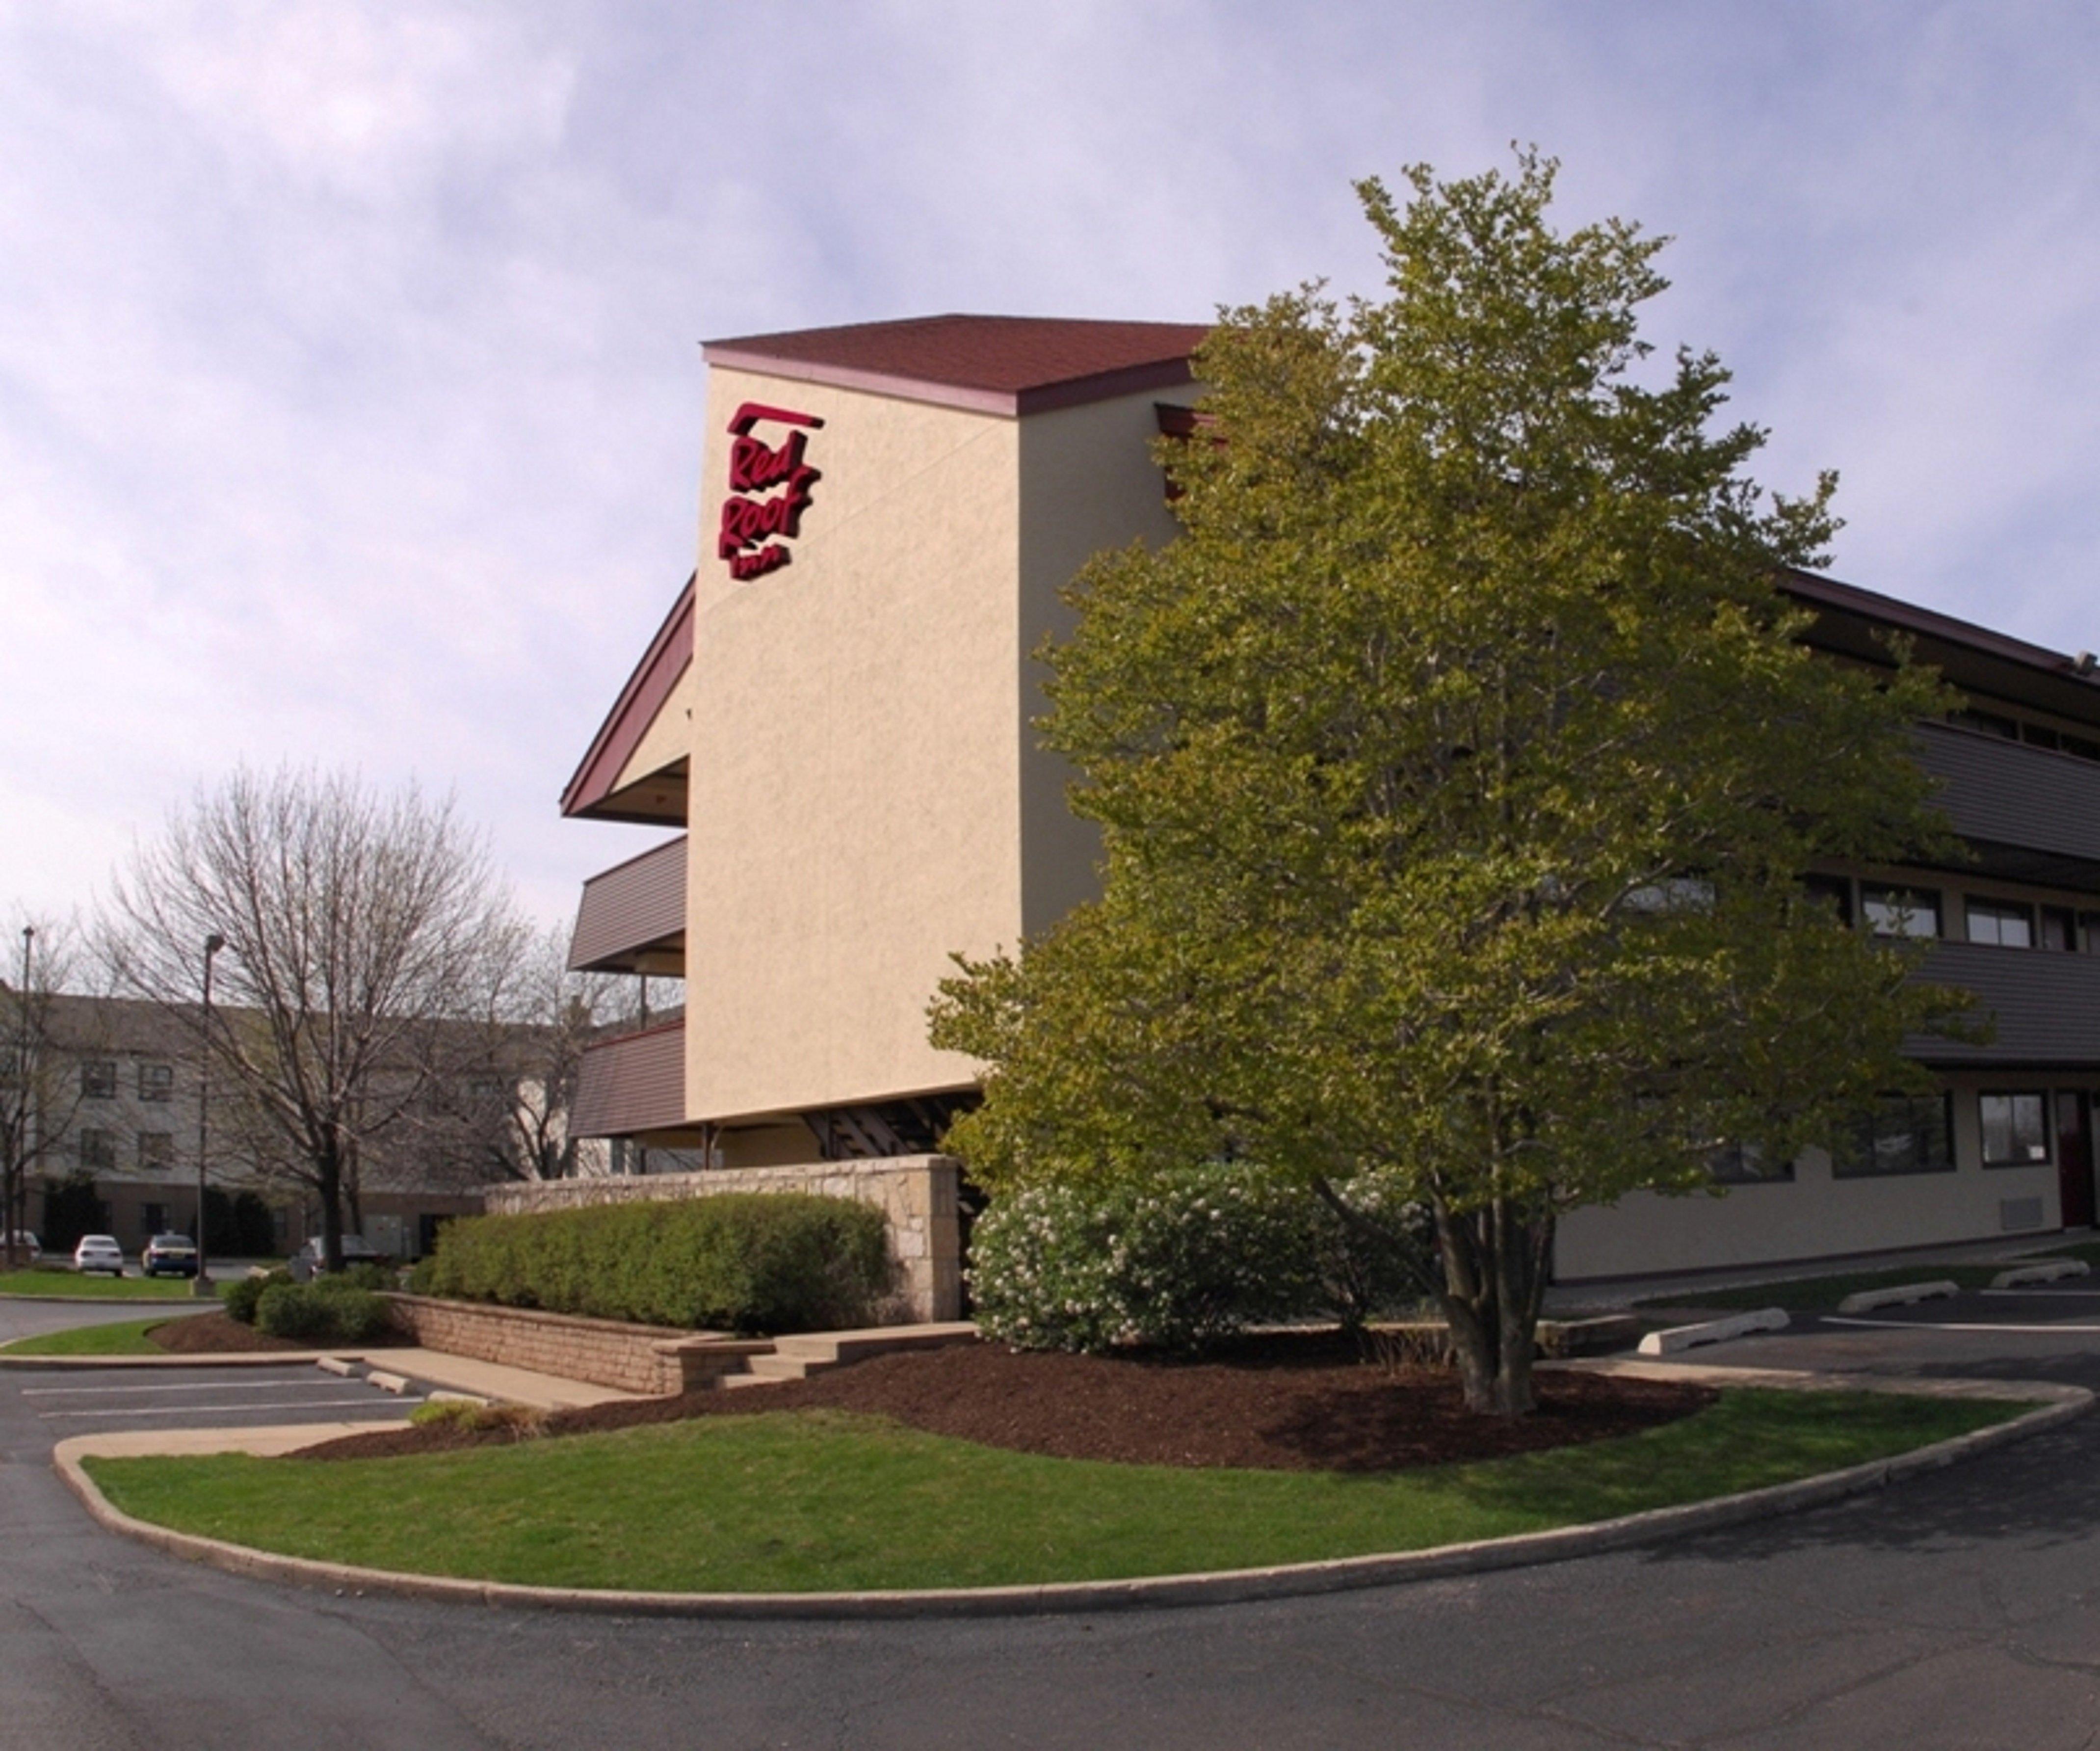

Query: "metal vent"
<box><xmin>2000</xmin><ymin>1197</ymin><xmax>2046</xmax><ymax>1232</ymax></box>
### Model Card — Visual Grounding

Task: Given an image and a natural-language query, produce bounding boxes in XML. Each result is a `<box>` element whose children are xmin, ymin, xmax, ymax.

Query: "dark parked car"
<box><xmin>287</xmin><ymin>1235</ymin><xmax>391</xmax><ymax>1282</ymax></box>
<box><xmin>141</xmin><ymin>1233</ymin><xmax>200</xmax><ymax>1278</ymax></box>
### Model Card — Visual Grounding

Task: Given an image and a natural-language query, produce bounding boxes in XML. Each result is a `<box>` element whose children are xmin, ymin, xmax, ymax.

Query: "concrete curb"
<box><xmin>1835</xmin><ymin>1280</ymin><xmax>1960</xmax><ymax>1315</ymax></box>
<box><xmin>0</xmin><ymin>1294</ymin><xmax>212</xmax><ymax>1306</ymax></box>
<box><xmin>1637</xmin><ymin>1307</ymin><xmax>1787</xmax><ymax>1355</ymax></box>
<box><xmin>50</xmin><ymin>1374</ymin><xmax>2091</xmax><ymax>1620</ymax></box>
<box><xmin>1992</xmin><ymin>1260</ymin><xmax>2092</xmax><ymax>1291</ymax></box>
<box><xmin>0</xmin><ymin>1349</ymin><xmax>387</xmax><ymax>1369</ymax></box>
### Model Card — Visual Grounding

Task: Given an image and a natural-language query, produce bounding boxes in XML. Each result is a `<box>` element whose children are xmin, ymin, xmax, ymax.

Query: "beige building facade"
<box><xmin>563</xmin><ymin>313</ymin><xmax>2100</xmax><ymax>1286</ymax></box>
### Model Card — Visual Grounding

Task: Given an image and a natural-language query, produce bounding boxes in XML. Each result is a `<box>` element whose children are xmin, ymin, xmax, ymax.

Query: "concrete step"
<box><xmin>743</xmin><ymin>1351</ymin><xmax>824</xmax><ymax>1381</ymax></box>
<box><xmin>767</xmin><ymin>1322</ymin><xmax>980</xmax><ymax>1368</ymax></box>
<box><xmin>710</xmin><ymin>1321</ymin><xmax>979</xmax><ymax>1388</ymax></box>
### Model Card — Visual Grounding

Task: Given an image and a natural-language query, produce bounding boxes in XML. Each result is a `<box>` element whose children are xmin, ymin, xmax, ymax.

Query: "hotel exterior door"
<box><xmin>2058</xmin><ymin>1091</ymin><xmax>2096</xmax><ymax>1230</ymax></box>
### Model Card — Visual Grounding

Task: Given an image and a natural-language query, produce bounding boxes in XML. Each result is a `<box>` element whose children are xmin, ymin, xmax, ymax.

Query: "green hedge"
<box><xmin>408</xmin><ymin>1194</ymin><xmax>893</xmax><ymax>1334</ymax></box>
<box><xmin>255</xmin><ymin>1279</ymin><xmax>394</xmax><ymax>1345</ymax></box>
<box><xmin>224</xmin><ymin>1268</ymin><xmax>291</xmax><ymax>1326</ymax></box>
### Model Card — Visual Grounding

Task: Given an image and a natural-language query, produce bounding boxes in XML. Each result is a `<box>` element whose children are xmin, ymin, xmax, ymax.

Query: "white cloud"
<box><xmin>3</xmin><ymin>0</ymin><xmax>2100</xmax><ymax>931</ymax></box>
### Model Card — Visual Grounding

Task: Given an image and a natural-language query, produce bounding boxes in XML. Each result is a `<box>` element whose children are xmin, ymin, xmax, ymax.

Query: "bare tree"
<box><xmin>0</xmin><ymin>913</ymin><xmax>95</xmax><ymax>1267</ymax></box>
<box><xmin>408</xmin><ymin>924</ymin><xmax>663</xmax><ymax>1185</ymax></box>
<box><xmin>103</xmin><ymin>768</ymin><xmax>528</xmax><ymax>1271</ymax></box>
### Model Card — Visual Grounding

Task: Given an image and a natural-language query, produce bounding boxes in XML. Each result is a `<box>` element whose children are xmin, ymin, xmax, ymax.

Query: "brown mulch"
<box><xmin>148</xmin><ymin>1310</ymin><xmax>411</xmax><ymax>1353</ymax></box>
<box><xmin>299</xmin><ymin>1331</ymin><xmax>1715</xmax><ymax>1472</ymax></box>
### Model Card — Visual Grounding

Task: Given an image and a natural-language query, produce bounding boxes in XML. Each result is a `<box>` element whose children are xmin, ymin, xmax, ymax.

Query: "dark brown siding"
<box><xmin>1916</xmin><ymin>723</ymin><xmax>2100</xmax><ymax>866</ymax></box>
<box><xmin>1913</xmin><ymin>941</ymin><xmax>2100</xmax><ymax>1066</ymax></box>
<box><xmin>571</xmin><ymin>1020</ymin><xmax>686</xmax><ymax>1136</ymax></box>
<box><xmin>568</xmin><ymin>836</ymin><xmax>687</xmax><ymax>974</ymax></box>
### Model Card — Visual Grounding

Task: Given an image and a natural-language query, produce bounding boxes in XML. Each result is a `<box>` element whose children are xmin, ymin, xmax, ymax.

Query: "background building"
<box><xmin>16</xmin><ymin>993</ymin><xmax>523</xmax><ymax>1259</ymax></box>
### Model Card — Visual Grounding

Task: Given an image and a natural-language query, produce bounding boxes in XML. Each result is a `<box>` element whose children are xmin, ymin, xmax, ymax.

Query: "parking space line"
<box><xmin>23</xmin><ymin>1380</ymin><xmax>353</xmax><ymax>1397</ymax></box>
<box><xmin>39</xmin><ymin>1397</ymin><xmax>419</xmax><ymax>1420</ymax></box>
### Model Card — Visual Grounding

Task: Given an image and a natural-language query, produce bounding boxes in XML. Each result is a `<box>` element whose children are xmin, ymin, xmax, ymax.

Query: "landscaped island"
<box><xmin>79</xmin><ymin>1337</ymin><xmax>2021</xmax><ymax>1594</ymax></box>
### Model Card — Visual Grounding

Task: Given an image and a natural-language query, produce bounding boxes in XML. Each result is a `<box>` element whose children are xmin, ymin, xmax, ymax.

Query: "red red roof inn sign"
<box><xmin>718</xmin><ymin>401</ymin><xmax>823</xmax><ymax>580</ymax></box>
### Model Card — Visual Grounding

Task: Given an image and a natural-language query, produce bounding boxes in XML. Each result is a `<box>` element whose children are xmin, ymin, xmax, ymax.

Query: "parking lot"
<box><xmin>15</xmin><ymin>1364</ymin><xmax>426</xmax><ymax>1434</ymax></box>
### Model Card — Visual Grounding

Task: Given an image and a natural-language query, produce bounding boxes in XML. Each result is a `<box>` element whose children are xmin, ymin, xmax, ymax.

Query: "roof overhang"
<box><xmin>1784</xmin><ymin>569</ymin><xmax>2100</xmax><ymax>728</ymax></box>
<box><xmin>561</xmin><ymin>577</ymin><xmax>695</xmax><ymax>824</ymax></box>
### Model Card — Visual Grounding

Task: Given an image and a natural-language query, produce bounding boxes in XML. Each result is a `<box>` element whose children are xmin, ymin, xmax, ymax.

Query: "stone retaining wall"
<box><xmin>480</xmin><ymin>1155</ymin><xmax>963</xmax><ymax>1323</ymax></box>
<box><xmin>386</xmin><ymin>1295</ymin><xmax>761</xmax><ymax>1396</ymax></box>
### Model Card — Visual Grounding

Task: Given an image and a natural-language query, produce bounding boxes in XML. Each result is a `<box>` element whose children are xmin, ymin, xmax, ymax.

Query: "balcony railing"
<box><xmin>1915</xmin><ymin>722</ymin><xmax>2100</xmax><ymax>869</ymax></box>
<box><xmin>571</xmin><ymin>1018</ymin><xmax>686</xmax><ymax>1137</ymax></box>
<box><xmin>1913</xmin><ymin>940</ymin><xmax>2100</xmax><ymax>1067</ymax></box>
<box><xmin>568</xmin><ymin>835</ymin><xmax>686</xmax><ymax>976</ymax></box>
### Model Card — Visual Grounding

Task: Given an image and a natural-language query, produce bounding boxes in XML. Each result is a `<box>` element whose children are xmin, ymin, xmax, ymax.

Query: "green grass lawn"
<box><xmin>0</xmin><ymin>1316</ymin><xmax>191</xmax><ymax>1355</ymax></box>
<box><xmin>1646</xmin><ymin>1241</ymin><xmax>2100</xmax><ymax>1314</ymax></box>
<box><xmin>83</xmin><ymin>1389</ymin><xmax>2017</xmax><ymax>1593</ymax></box>
<box><xmin>0</xmin><ymin>1269</ymin><xmax>217</xmax><ymax>1301</ymax></box>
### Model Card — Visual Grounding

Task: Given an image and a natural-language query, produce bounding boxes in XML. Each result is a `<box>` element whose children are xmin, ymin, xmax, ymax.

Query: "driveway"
<box><xmin>2</xmin><ymin>1300</ymin><xmax>2099</xmax><ymax>1748</ymax></box>
<box><xmin>0</xmin><ymin>1294</ymin><xmax>215</xmax><ymax>1343</ymax></box>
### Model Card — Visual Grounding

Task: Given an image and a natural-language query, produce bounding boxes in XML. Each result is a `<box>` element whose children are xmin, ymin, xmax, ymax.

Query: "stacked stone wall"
<box><xmin>479</xmin><ymin>1155</ymin><xmax>962</xmax><ymax>1323</ymax></box>
<box><xmin>387</xmin><ymin>1295</ymin><xmax>751</xmax><ymax>1395</ymax></box>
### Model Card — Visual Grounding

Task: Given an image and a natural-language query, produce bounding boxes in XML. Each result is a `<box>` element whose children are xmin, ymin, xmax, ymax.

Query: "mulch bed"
<box><xmin>148</xmin><ymin>1311</ymin><xmax>410</xmax><ymax>1354</ymax></box>
<box><xmin>300</xmin><ymin>1331</ymin><xmax>1715</xmax><ymax>1472</ymax></box>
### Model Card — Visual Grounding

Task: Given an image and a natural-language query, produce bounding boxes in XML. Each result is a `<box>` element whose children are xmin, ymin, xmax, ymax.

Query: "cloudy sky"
<box><xmin>5</xmin><ymin>1</ymin><xmax>2100</xmax><ymax>933</ymax></box>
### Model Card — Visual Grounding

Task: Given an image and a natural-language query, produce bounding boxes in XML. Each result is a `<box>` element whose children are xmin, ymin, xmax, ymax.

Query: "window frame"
<box><xmin>1800</xmin><ymin>873</ymin><xmax>1854</xmax><ymax>927</ymax></box>
<box><xmin>77</xmin><ymin>1128</ymin><xmax>115</xmax><ymax>1171</ymax></box>
<box><xmin>1706</xmin><ymin>1140</ymin><xmax>1795</xmax><ymax>1185</ymax></box>
<box><xmin>1861</xmin><ymin>884</ymin><xmax>1942</xmax><ymax>940</ymax></box>
<box><xmin>79</xmin><ymin>1060</ymin><xmax>117</xmax><ymax>1101</ymax></box>
<box><xmin>137</xmin><ymin>1061</ymin><xmax>174</xmax><ymax>1102</ymax></box>
<box><xmin>1965</xmin><ymin>897</ymin><xmax>2035</xmax><ymax>949</ymax></box>
<box><xmin>1831</xmin><ymin>1092</ymin><xmax>1956</xmax><ymax>1180</ymax></box>
<box><xmin>1979</xmin><ymin>1090</ymin><xmax>2053</xmax><ymax>1169</ymax></box>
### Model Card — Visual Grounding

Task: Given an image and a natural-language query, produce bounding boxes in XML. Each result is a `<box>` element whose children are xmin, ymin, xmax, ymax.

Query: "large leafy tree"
<box><xmin>932</xmin><ymin>156</ymin><xmax>1968</xmax><ymax>1416</ymax></box>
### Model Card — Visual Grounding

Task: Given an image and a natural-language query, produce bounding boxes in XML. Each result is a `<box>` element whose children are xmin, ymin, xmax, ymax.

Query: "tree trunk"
<box><xmin>316</xmin><ymin>1142</ymin><xmax>345</xmax><ymax>1274</ymax></box>
<box><xmin>1433</xmin><ymin>1194</ymin><xmax>1555</xmax><ymax>1416</ymax></box>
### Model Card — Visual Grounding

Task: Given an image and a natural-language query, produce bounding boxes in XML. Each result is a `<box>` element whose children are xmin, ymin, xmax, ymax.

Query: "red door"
<box><xmin>2057</xmin><ymin>1091</ymin><xmax>2095</xmax><ymax>1229</ymax></box>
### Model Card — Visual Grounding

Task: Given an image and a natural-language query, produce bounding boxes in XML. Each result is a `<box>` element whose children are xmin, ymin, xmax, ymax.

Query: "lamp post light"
<box><xmin>193</xmin><ymin>932</ymin><xmax>225</xmax><ymax>1297</ymax></box>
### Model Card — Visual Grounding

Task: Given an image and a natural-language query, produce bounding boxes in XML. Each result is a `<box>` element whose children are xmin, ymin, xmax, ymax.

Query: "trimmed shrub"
<box><xmin>969</xmin><ymin>1165</ymin><xmax>1434</xmax><ymax>1353</ymax></box>
<box><xmin>255</xmin><ymin>1279</ymin><xmax>394</xmax><ymax>1345</ymax></box>
<box><xmin>410</xmin><ymin>1194</ymin><xmax>893</xmax><ymax>1334</ymax></box>
<box><xmin>224</xmin><ymin>1267</ymin><xmax>292</xmax><ymax>1326</ymax></box>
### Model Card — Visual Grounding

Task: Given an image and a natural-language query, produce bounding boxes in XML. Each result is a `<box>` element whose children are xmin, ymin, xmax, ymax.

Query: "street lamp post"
<box><xmin>7</xmin><ymin>926</ymin><xmax>29</xmax><ymax>1269</ymax></box>
<box><xmin>193</xmin><ymin>932</ymin><xmax>225</xmax><ymax>1296</ymax></box>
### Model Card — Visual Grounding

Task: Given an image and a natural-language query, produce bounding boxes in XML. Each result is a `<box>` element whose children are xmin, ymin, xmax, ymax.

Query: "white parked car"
<box><xmin>72</xmin><ymin>1234</ymin><xmax>125</xmax><ymax>1276</ymax></box>
<box><xmin>3</xmin><ymin>1230</ymin><xmax>40</xmax><ymax>1265</ymax></box>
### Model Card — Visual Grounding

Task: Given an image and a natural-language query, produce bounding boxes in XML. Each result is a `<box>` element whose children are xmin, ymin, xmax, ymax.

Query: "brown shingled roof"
<box><xmin>703</xmin><ymin>314</ymin><xmax>1212</xmax><ymax>417</ymax></box>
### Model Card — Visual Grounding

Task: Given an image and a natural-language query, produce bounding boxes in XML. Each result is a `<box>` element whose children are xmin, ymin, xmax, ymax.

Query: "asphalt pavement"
<box><xmin>6</xmin><ymin>1292</ymin><xmax>2100</xmax><ymax>1749</ymax></box>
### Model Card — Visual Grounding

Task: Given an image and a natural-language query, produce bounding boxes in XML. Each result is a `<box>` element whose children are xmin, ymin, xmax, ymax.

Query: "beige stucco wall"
<box><xmin>684</xmin><ymin>368</ymin><xmax>1024</xmax><ymax>1122</ymax></box>
<box><xmin>1555</xmin><ymin>1076</ymin><xmax>2092</xmax><ymax>1280</ymax></box>
<box><xmin>679</xmin><ymin>370</ymin><xmax>1198</xmax><ymax>1126</ymax></box>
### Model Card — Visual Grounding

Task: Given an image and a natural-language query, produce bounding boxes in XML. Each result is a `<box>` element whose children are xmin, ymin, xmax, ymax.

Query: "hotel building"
<box><xmin>558</xmin><ymin>314</ymin><xmax>2100</xmax><ymax>1285</ymax></box>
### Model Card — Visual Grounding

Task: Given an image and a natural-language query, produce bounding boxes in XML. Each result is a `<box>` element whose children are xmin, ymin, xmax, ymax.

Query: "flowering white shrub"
<box><xmin>970</xmin><ymin>1165</ymin><xmax>1433</xmax><ymax>1352</ymax></box>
